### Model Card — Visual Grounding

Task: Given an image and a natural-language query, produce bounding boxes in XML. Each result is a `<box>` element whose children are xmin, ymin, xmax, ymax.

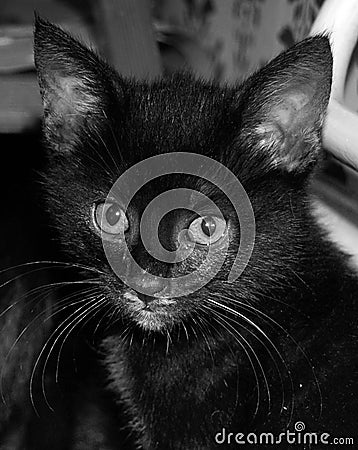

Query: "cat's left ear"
<box><xmin>237</xmin><ymin>36</ymin><xmax>332</xmax><ymax>174</ymax></box>
<box><xmin>34</xmin><ymin>15</ymin><xmax>121</xmax><ymax>151</ymax></box>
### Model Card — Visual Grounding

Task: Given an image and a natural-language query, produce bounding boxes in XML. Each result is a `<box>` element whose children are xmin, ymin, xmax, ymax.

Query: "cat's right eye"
<box><xmin>93</xmin><ymin>201</ymin><xmax>129</xmax><ymax>235</ymax></box>
<box><xmin>188</xmin><ymin>215</ymin><xmax>227</xmax><ymax>246</ymax></box>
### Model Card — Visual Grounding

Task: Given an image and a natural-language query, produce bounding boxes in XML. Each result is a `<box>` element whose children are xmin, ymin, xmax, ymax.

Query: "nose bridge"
<box><xmin>128</xmin><ymin>238</ymin><xmax>170</xmax><ymax>294</ymax></box>
<box><xmin>140</xmin><ymin>188</ymin><xmax>193</xmax><ymax>256</ymax></box>
<box><xmin>126</xmin><ymin>194</ymin><xmax>186</xmax><ymax>294</ymax></box>
<box><xmin>140</xmin><ymin>202</ymin><xmax>179</xmax><ymax>257</ymax></box>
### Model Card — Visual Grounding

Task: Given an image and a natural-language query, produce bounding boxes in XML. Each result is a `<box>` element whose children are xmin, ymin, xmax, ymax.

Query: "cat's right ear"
<box><xmin>235</xmin><ymin>35</ymin><xmax>332</xmax><ymax>174</ymax></box>
<box><xmin>34</xmin><ymin>15</ymin><xmax>122</xmax><ymax>152</ymax></box>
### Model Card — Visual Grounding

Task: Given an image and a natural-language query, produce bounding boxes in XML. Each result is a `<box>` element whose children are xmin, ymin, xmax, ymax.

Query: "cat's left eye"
<box><xmin>188</xmin><ymin>215</ymin><xmax>227</xmax><ymax>246</ymax></box>
<box><xmin>93</xmin><ymin>201</ymin><xmax>129</xmax><ymax>235</ymax></box>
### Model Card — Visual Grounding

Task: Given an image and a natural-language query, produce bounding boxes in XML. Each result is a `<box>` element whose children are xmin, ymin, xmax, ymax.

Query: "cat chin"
<box><xmin>123</xmin><ymin>291</ymin><xmax>176</xmax><ymax>332</ymax></box>
<box><xmin>133</xmin><ymin>311</ymin><xmax>170</xmax><ymax>332</ymax></box>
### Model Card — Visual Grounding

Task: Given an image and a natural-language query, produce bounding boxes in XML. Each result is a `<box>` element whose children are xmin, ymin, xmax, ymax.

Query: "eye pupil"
<box><xmin>106</xmin><ymin>204</ymin><xmax>122</xmax><ymax>226</ymax></box>
<box><xmin>201</xmin><ymin>217</ymin><xmax>216</xmax><ymax>237</ymax></box>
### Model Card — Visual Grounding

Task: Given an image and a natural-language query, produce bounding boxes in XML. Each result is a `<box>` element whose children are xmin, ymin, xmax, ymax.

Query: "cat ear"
<box><xmin>238</xmin><ymin>36</ymin><xmax>332</xmax><ymax>173</ymax></box>
<box><xmin>34</xmin><ymin>15</ymin><xmax>120</xmax><ymax>151</ymax></box>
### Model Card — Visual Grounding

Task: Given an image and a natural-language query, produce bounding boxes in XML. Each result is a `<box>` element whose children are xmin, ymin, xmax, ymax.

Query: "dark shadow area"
<box><xmin>0</xmin><ymin>126</ymin><xmax>53</xmax><ymax>266</ymax></box>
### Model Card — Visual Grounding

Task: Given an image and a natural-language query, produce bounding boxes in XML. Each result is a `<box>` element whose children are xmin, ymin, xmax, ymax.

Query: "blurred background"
<box><xmin>0</xmin><ymin>0</ymin><xmax>357</xmax><ymax>265</ymax></box>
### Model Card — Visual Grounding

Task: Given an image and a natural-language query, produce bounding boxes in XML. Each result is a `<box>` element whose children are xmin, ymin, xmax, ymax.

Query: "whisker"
<box><xmin>165</xmin><ymin>329</ymin><xmax>172</xmax><ymax>355</ymax></box>
<box><xmin>29</xmin><ymin>295</ymin><xmax>103</xmax><ymax>415</ymax></box>
<box><xmin>208</xmin><ymin>310</ymin><xmax>263</xmax><ymax>419</ymax></box>
<box><xmin>198</xmin><ymin>311</ymin><xmax>241</xmax><ymax>420</ymax></box>
<box><xmin>0</xmin><ymin>260</ymin><xmax>106</xmax><ymax>277</ymax></box>
<box><xmin>0</xmin><ymin>279</ymin><xmax>102</xmax><ymax>320</ymax></box>
<box><xmin>195</xmin><ymin>316</ymin><xmax>215</xmax><ymax>368</ymax></box>
<box><xmin>181</xmin><ymin>320</ymin><xmax>190</xmax><ymax>343</ymax></box>
<box><xmin>223</xmin><ymin>309</ymin><xmax>291</xmax><ymax>418</ymax></box>
<box><xmin>92</xmin><ymin>302</ymin><xmax>118</xmax><ymax>338</ymax></box>
<box><xmin>206</xmin><ymin>303</ymin><xmax>279</xmax><ymax>416</ymax></box>
<box><xmin>54</xmin><ymin>296</ymin><xmax>109</xmax><ymax>384</ymax></box>
<box><xmin>42</xmin><ymin>295</ymin><xmax>105</xmax><ymax>411</ymax></box>
<box><xmin>215</xmin><ymin>293</ymin><xmax>321</xmax><ymax>418</ymax></box>
<box><xmin>0</xmin><ymin>286</ymin><xmax>99</xmax><ymax>406</ymax></box>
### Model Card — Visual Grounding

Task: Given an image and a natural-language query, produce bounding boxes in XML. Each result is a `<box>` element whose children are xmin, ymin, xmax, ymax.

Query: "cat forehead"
<box><xmin>129</xmin><ymin>77</ymin><xmax>233</xmax><ymax>119</ymax></box>
<box><xmin>116</xmin><ymin>77</ymin><xmax>238</xmax><ymax>156</ymax></box>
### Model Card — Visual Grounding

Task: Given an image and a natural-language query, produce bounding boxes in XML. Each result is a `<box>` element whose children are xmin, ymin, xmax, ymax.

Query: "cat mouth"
<box><xmin>123</xmin><ymin>290</ymin><xmax>176</xmax><ymax>331</ymax></box>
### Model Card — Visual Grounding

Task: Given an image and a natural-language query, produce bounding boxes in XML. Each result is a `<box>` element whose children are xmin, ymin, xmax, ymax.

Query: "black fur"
<box><xmin>28</xmin><ymin>16</ymin><xmax>358</xmax><ymax>449</ymax></box>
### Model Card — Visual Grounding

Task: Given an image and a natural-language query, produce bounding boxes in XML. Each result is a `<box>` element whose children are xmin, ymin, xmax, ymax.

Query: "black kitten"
<box><xmin>31</xmin><ymin>17</ymin><xmax>358</xmax><ymax>449</ymax></box>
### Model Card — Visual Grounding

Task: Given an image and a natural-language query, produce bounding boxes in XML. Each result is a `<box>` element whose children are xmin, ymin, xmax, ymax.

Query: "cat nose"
<box><xmin>130</xmin><ymin>272</ymin><xmax>166</xmax><ymax>297</ymax></box>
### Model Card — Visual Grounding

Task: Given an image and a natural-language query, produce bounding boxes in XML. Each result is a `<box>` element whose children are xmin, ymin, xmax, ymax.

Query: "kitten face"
<box><xmin>34</xmin><ymin>18</ymin><xmax>332</xmax><ymax>333</ymax></box>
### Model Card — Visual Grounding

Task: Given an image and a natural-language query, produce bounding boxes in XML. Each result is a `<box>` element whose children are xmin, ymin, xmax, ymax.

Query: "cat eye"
<box><xmin>188</xmin><ymin>216</ymin><xmax>227</xmax><ymax>246</ymax></box>
<box><xmin>93</xmin><ymin>201</ymin><xmax>129</xmax><ymax>235</ymax></box>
